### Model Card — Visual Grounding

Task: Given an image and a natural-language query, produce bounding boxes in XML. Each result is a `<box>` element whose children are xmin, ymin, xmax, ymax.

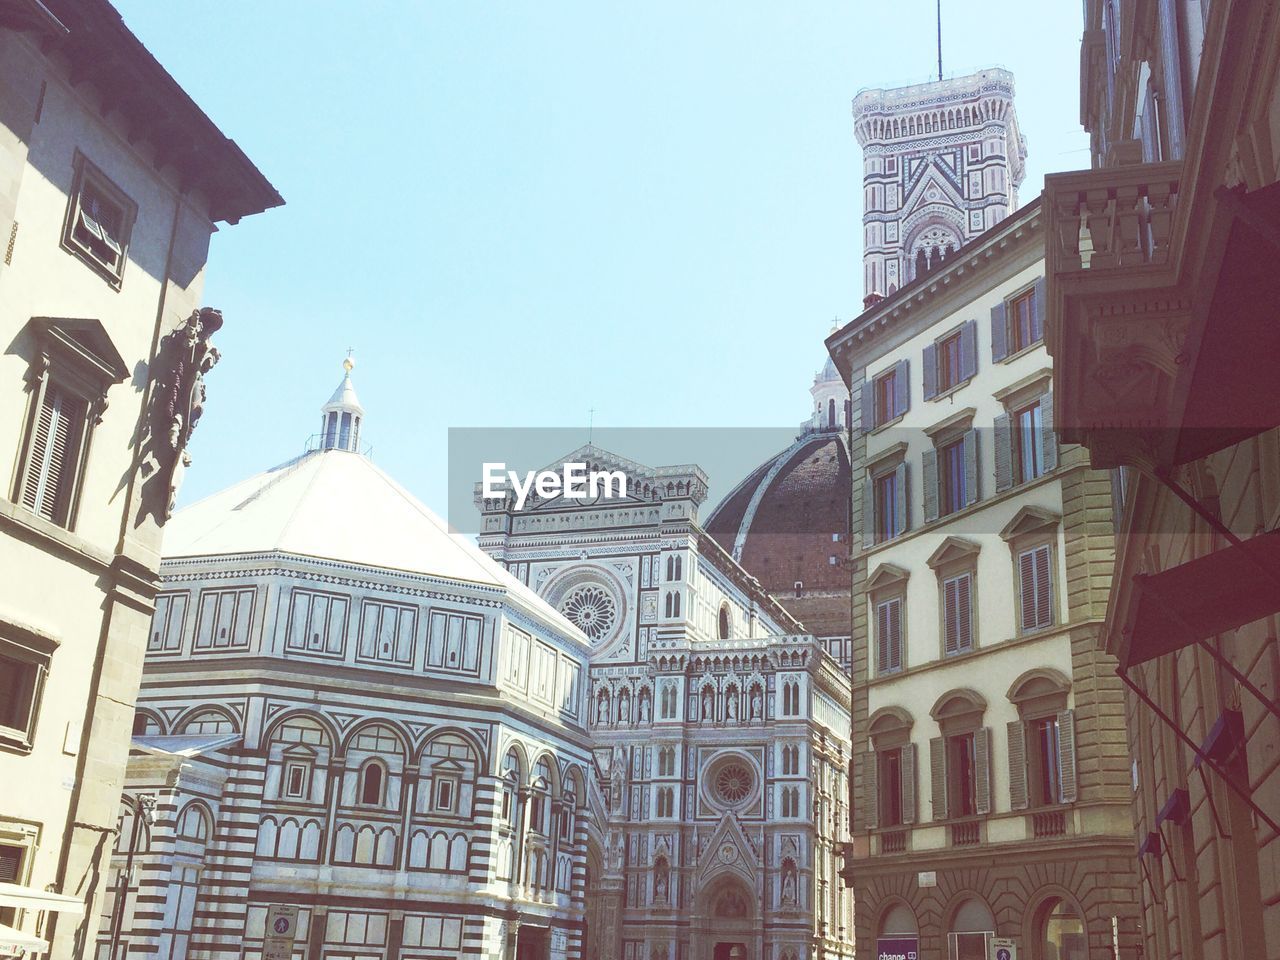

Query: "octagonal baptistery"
<box><xmin>705</xmin><ymin>360</ymin><xmax>852</xmax><ymax>647</ymax></box>
<box><xmin>111</xmin><ymin>365</ymin><xmax>595</xmax><ymax>960</ymax></box>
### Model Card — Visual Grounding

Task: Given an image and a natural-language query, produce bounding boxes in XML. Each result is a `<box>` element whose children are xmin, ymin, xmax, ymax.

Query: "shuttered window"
<box><xmin>0</xmin><ymin>843</ymin><xmax>26</xmax><ymax>925</ymax></box>
<box><xmin>875</xmin><ymin>598</ymin><xmax>903</xmax><ymax>675</ymax></box>
<box><xmin>0</xmin><ymin>644</ymin><xmax>47</xmax><ymax>749</ymax></box>
<box><xmin>878</xmin><ymin>748</ymin><xmax>903</xmax><ymax>826</ymax></box>
<box><xmin>1009</xmin><ymin>709</ymin><xmax>1077</xmax><ymax>808</ymax></box>
<box><xmin>1018</xmin><ymin>544</ymin><xmax>1054</xmax><ymax>632</ymax></box>
<box><xmin>19</xmin><ymin>384</ymin><xmax>86</xmax><ymax>527</ymax></box>
<box><xmin>940</xmin><ymin>439</ymin><xmax>966</xmax><ymax>515</ymax></box>
<box><xmin>942</xmin><ymin>573</ymin><xmax>973</xmax><ymax>655</ymax></box>
<box><xmin>992</xmin><ymin>279</ymin><xmax>1046</xmax><ymax>361</ymax></box>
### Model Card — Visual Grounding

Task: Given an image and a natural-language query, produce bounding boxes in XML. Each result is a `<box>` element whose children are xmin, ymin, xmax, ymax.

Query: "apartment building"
<box><xmin>1046</xmin><ymin>1</ymin><xmax>1280</xmax><ymax>958</ymax></box>
<box><xmin>0</xmin><ymin>1</ymin><xmax>279</xmax><ymax>954</ymax></box>
<box><xmin>827</xmin><ymin>194</ymin><xmax>1139</xmax><ymax>960</ymax></box>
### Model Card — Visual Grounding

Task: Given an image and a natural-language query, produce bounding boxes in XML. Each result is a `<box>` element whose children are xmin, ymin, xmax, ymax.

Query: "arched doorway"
<box><xmin>1032</xmin><ymin>896</ymin><xmax>1087</xmax><ymax>960</ymax></box>
<box><xmin>693</xmin><ymin>875</ymin><xmax>757</xmax><ymax>960</ymax></box>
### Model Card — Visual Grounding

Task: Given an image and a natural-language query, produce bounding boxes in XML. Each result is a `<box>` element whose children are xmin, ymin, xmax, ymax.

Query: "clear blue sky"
<box><xmin>114</xmin><ymin>1</ymin><xmax>1090</xmax><ymax>516</ymax></box>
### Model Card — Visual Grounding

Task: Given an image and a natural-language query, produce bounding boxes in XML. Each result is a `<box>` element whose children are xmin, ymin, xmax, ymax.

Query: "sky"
<box><xmin>112</xmin><ymin>1</ymin><xmax>1091</xmax><ymax>518</ymax></box>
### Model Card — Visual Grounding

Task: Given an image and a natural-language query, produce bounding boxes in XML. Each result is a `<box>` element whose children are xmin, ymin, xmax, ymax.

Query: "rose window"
<box><xmin>713</xmin><ymin>761</ymin><xmax>754</xmax><ymax>806</ymax></box>
<box><xmin>560</xmin><ymin>584</ymin><xmax>618</xmax><ymax>641</ymax></box>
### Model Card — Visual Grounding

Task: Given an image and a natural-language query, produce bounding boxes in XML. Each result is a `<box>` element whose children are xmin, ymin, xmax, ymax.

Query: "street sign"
<box><xmin>989</xmin><ymin>936</ymin><xmax>1017</xmax><ymax>960</ymax></box>
<box><xmin>917</xmin><ymin>871</ymin><xmax>937</xmax><ymax>888</ymax></box>
<box><xmin>876</xmin><ymin>937</ymin><xmax>919</xmax><ymax>960</ymax></box>
<box><xmin>264</xmin><ymin>904</ymin><xmax>300</xmax><ymax>960</ymax></box>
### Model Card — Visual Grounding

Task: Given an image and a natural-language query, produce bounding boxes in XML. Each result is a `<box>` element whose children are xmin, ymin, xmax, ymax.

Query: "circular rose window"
<box><xmin>712</xmin><ymin>760</ymin><xmax>755</xmax><ymax>806</ymax></box>
<box><xmin>560</xmin><ymin>584</ymin><xmax>618</xmax><ymax>641</ymax></box>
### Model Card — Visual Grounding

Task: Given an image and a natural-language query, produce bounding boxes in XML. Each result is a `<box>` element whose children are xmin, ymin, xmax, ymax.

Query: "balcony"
<box><xmin>1046</xmin><ymin>154</ymin><xmax>1280</xmax><ymax>471</ymax></box>
<box><xmin>879</xmin><ymin>829</ymin><xmax>908</xmax><ymax>854</ymax></box>
<box><xmin>1030</xmin><ymin>807</ymin><xmax>1070</xmax><ymax>839</ymax></box>
<box><xmin>948</xmin><ymin>819</ymin><xmax>981</xmax><ymax>847</ymax></box>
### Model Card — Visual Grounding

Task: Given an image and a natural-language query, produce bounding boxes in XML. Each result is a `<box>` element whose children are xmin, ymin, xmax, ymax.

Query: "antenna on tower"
<box><xmin>936</xmin><ymin>0</ymin><xmax>943</xmax><ymax>82</ymax></box>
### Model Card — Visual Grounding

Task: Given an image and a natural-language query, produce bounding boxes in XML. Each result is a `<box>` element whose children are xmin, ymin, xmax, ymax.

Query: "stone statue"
<box><xmin>750</xmin><ymin>688</ymin><xmax>763</xmax><ymax>719</ymax></box>
<box><xmin>610</xmin><ymin>748</ymin><xmax>626</xmax><ymax>812</ymax></box>
<box><xmin>782</xmin><ymin>864</ymin><xmax>797</xmax><ymax>904</ymax></box>
<box><xmin>618</xmin><ymin>691</ymin><xmax>630</xmax><ymax>723</ymax></box>
<box><xmin>639</xmin><ymin>692</ymin><xmax>650</xmax><ymax>723</ymax></box>
<box><xmin>726</xmin><ymin>694</ymin><xmax>738</xmax><ymax>720</ymax></box>
<box><xmin>159</xmin><ymin>307</ymin><xmax>222</xmax><ymax>518</ymax></box>
<box><xmin>597</xmin><ymin>694</ymin><xmax>610</xmax><ymax>724</ymax></box>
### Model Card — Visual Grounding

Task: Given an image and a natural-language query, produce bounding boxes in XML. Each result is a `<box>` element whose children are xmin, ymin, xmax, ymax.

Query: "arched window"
<box><xmin>671</xmin><ymin>592</ymin><xmax>681</xmax><ymax>618</ymax></box>
<box><xmin>718</xmin><ymin>604</ymin><xmax>731</xmax><ymax>640</ymax></box>
<box><xmin>531</xmin><ymin>757</ymin><xmax>554</xmax><ymax>834</ymax></box>
<box><xmin>828</xmin><ymin>397</ymin><xmax>836</xmax><ymax>426</ymax></box>
<box><xmin>132</xmin><ymin>712</ymin><xmax>161</xmax><ymax>736</ymax></box>
<box><xmin>176</xmin><ymin>803</ymin><xmax>211</xmax><ymax>841</ymax></box>
<box><xmin>658</xmin><ymin>747</ymin><xmax>675</xmax><ymax>777</ymax></box>
<box><xmin>359</xmin><ymin>760</ymin><xmax>385</xmax><ymax>806</ymax></box>
<box><xmin>666</xmin><ymin>556</ymin><xmax>674</xmax><ymax>580</ymax></box>
<box><xmin>664</xmin><ymin>593</ymin><xmax>673</xmax><ymax>618</ymax></box>
<box><xmin>948</xmin><ymin>897</ymin><xmax>996</xmax><ymax>958</ymax></box>
<box><xmin>501</xmin><ymin>749</ymin><xmax>521</xmax><ymax>826</ymax></box>
<box><xmin>656</xmin><ymin>788</ymin><xmax>674</xmax><ymax>818</ymax></box>
<box><xmin>660</xmin><ymin>685</ymin><xmax>677</xmax><ymax>719</ymax></box>
<box><xmin>674</xmin><ymin>556</ymin><xmax>682</xmax><ymax>579</ymax></box>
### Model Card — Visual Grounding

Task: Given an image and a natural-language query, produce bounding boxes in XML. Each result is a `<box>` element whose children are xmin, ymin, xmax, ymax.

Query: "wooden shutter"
<box><xmin>1018</xmin><ymin>549</ymin><xmax>1037</xmax><ymax>631</ymax></box>
<box><xmin>862</xmin><ymin>476</ymin><xmax>875</xmax><ymax>549</ymax></box>
<box><xmin>922</xmin><ymin>448</ymin><xmax>939</xmax><ymax>523</ymax></box>
<box><xmin>962</xmin><ymin>428</ymin><xmax>979</xmax><ymax>506</ymax></box>
<box><xmin>893</xmin><ymin>462</ymin><xmax>908</xmax><ymax>537</ymax></box>
<box><xmin>864</xmin><ymin>751</ymin><xmax>879</xmax><ymax>830</ymax></box>
<box><xmin>994</xmin><ymin>413</ymin><xmax>1013</xmax><ymax>492</ymax></box>
<box><xmin>1057</xmin><ymin>709</ymin><xmax>1078</xmax><ymax>803</ymax></box>
<box><xmin>990</xmin><ymin>300</ymin><xmax>1009</xmax><ymax>361</ymax></box>
<box><xmin>922</xmin><ymin>343</ymin><xmax>938</xmax><ymax>400</ymax></box>
<box><xmin>901</xmin><ymin>742</ymin><xmax>917</xmax><ymax>824</ymax></box>
<box><xmin>876</xmin><ymin>601</ymin><xmax>890</xmax><ymax>673</ymax></box>
<box><xmin>956</xmin><ymin>574</ymin><xmax>972</xmax><ymax>651</ymax></box>
<box><xmin>942</xmin><ymin>577</ymin><xmax>959</xmax><ymax>655</ymax></box>
<box><xmin>861</xmin><ymin>380</ymin><xmax>876</xmax><ymax>434</ymax></box>
<box><xmin>929</xmin><ymin>736</ymin><xmax>948</xmax><ymax>821</ymax></box>
<box><xmin>21</xmin><ymin>386</ymin><xmax>84</xmax><ymax>524</ymax></box>
<box><xmin>1039</xmin><ymin>391</ymin><xmax>1058</xmax><ymax>472</ymax></box>
<box><xmin>1007</xmin><ymin>720</ymin><xmax>1029</xmax><ymax>810</ymax></box>
<box><xmin>1031</xmin><ymin>277</ymin><xmax>1047</xmax><ymax>342</ymax></box>
<box><xmin>1034</xmin><ymin>544</ymin><xmax>1053</xmax><ymax>627</ymax></box>
<box><xmin>959</xmin><ymin>319</ymin><xmax>978</xmax><ymax>381</ymax></box>
<box><xmin>974</xmin><ymin>727</ymin><xmax>992</xmax><ymax>815</ymax></box>
<box><xmin>893</xmin><ymin>359</ymin><xmax>910</xmax><ymax>416</ymax></box>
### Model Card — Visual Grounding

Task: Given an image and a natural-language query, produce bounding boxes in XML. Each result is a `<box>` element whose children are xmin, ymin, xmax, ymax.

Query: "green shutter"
<box><xmin>930</xmin><ymin>736</ymin><xmax>948</xmax><ymax>821</ymax></box>
<box><xmin>1007</xmin><ymin>720</ymin><xmax>1029</xmax><ymax>811</ymax></box>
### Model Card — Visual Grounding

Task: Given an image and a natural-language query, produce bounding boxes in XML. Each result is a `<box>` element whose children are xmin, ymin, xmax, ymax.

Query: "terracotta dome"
<box><xmin>704</xmin><ymin>431</ymin><xmax>850</xmax><ymax>595</ymax></box>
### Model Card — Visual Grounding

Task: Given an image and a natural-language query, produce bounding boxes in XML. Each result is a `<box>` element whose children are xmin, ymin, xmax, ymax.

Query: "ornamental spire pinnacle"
<box><xmin>319</xmin><ymin>353</ymin><xmax>364</xmax><ymax>452</ymax></box>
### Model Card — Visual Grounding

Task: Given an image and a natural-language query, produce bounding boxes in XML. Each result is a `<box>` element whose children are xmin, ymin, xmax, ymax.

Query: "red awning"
<box><xmin>1121</xmin><ymin>528</ymin><xmax>1280</xmax><ymax>668</ymax></box>
<box><xmin>1173</xmin><ymin>180</ymin><xmax>1280</xmax><ymax>464</ymax></box>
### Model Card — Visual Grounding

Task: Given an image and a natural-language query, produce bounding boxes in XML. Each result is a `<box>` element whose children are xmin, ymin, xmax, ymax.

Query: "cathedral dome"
<box><xmin>704</xmin><ymin>431</ymin><xmax>850</xmax><ymax>595</ymax></box>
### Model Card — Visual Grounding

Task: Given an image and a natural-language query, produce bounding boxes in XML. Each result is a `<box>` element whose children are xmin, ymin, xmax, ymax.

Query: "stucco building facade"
<box><xmin>828</xmin><ymin>71</ymin><xmax>1139</xmax><ymax>960</ymax></box>
<box><xmin>1046</xmin><ymin>1</ymin><xmax>1280</xmax><ymax>958</ymax></box>
<box><xmin>0</xmin><ymin>1</ymin><xmax>278</xmax><ymax>955</ymax></box>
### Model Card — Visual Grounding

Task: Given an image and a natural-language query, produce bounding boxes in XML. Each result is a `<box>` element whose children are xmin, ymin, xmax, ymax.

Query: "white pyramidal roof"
<box><xmin>166</xmin><ymin>448</ymin><xmax>586</xmax><ymax>646</ymax></box>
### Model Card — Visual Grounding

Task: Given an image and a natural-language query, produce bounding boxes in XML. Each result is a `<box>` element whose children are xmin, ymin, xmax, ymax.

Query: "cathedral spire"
<box><xmin>319</xmin><ymin>354</ymin><xmax>364</xmax><ymax>453</ymax></box>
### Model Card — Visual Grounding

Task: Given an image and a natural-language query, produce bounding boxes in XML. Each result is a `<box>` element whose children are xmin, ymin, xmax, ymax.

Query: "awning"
<box><xmin>1173</xmin><ymin>180</ymin><xmax>1280</xmax><ymax>465</ymax></box>
<box><xmin>0</xmin><ymin>883</ymin><xmax>84</xmax><ymax>916</ymax></box>
<box><xmin>1120</xmin><ymin>528</ymin><xmax>1280</xmax><ymax>668</ymax></box>
<box><xmin>0</xmin><ymin>920</ymin><xmax>48</xmax><ymax>953</ymax></box>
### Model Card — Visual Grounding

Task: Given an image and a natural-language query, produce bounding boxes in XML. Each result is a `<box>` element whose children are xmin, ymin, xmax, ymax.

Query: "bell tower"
<box><xmin>852</xmin><ymin>68</ymin><xmax>1026</xmax><ymax>302</ymax></box>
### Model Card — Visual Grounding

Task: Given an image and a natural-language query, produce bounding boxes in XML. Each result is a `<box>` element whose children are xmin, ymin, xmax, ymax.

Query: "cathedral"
<box><xmin>102</xmin><ymin>361</ymin><xmax>855</xmax><ymax>960</ymax></box>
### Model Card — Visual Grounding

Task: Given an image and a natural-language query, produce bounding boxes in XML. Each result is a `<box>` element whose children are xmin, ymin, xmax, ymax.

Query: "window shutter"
<box><xmin>888</xmin><ymin>600</ymin><xmax>902</xmax><ymax>671</ymax></box>
<box><xmin>974</xmin><ymin>726</ymin><xmax>992</xmax><ymax>816</ymax></box>
<box><xmin>922</xmin><ymin>343</ymin><xmax>938</xmax><ymax>400</ymax></box>
<box><xmin>893</xmin><ymin>461</ymin><xmax>909</xmax><ymax>538</ymax></box>
<box><xmin>959</xmin><ymin>319</ymin><xmax>978</xmax><ymax>381</ymax></box>
<box><xmin>962</xmin><ymin>428</ymin><xmax>979</xmax><ymax>506</ymax></box>
<box><xmin>861</xmin><ymin>380</ymin><xmax>875</xmax><ymax>434</ymax></box>
<box><xmin>901</xmin><ymin>742</ymin><xmax>917</xmax><ymax>824</ymax></box>
<box><xmin>876</xmin><ymin>601</ymin><xmax>890</xmax><ymax>674</ymax></box>
<box><xmin>956</xmin><ymin>574</ymin><xmax>972</xmax><ymax>651</ymax></box>
<box><xmin>922</xmin><ymin>447</ymin><xmax>939</xmax><ymax>523</ymax></box>
<box><xmin>1034</xmin><ymin>544</ymin><xmax>1053</xmax><ymax>628</ymax></box>
<box><xmin>1039</xmin><ymin>391</ymin><xmax>1058</xmax><ymax>472</ymax></box>
<box><xmin>893</xmin><ymin>359</ymin><xmax>910</xmax><ymax>416</ymax></box>
<box><xmin>994</xmin><ymin>413</ymin><xmax>1013</xmax><ymax>492</ymax></box>
<box><xmin>929</xmin><ymin>736</ymin><xmax>948</xmax><ymax>821</ymax></box>
<box><xmin>1018</xmin><ymin>549</ymin><xmax>1037</xmax><ymax>631</ymax></box>
<box><xmin>942</xmin><ymin>577</ymin><xmax>959</xmax><ymax>655</ymax></box>
<box><xmin>1057</xmin><ymin>709</ymin><xmax>1078</xmax><ymax>803</ymax></box>
<box><xmin>862</xmin><ymin>477</ymin><xmax>875</xmax><ymax>550</ymax></box>
<box><xmin>990</xmin><ymin>300</ymin><xmax>1009</xmax><ymax>361</ymax></box>
<box><xmin>21</xmin><ymin>386</ymin><xmax>83</xmax><ymax>523</ymax></box>
<box><xmin>864</xmin><ymin>751</ymin><xmax>879</xmax><ymax>830</ymax></box>
<box><xmin>1031</xmin><ymin>276</ymin><xmax>1046</xmax><ymax>343</ymax></box>
<box><xmin>1007</xmin><ymin>720</ymin><xmax>1029</xmax><ymax>810</ymax></box>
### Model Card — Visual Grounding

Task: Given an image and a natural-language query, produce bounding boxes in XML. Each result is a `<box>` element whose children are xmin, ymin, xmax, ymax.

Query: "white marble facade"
<box><xmin>479</xmin><ymin>445</ymin><xmax>855</xmax><ymax>960</ymax></box>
